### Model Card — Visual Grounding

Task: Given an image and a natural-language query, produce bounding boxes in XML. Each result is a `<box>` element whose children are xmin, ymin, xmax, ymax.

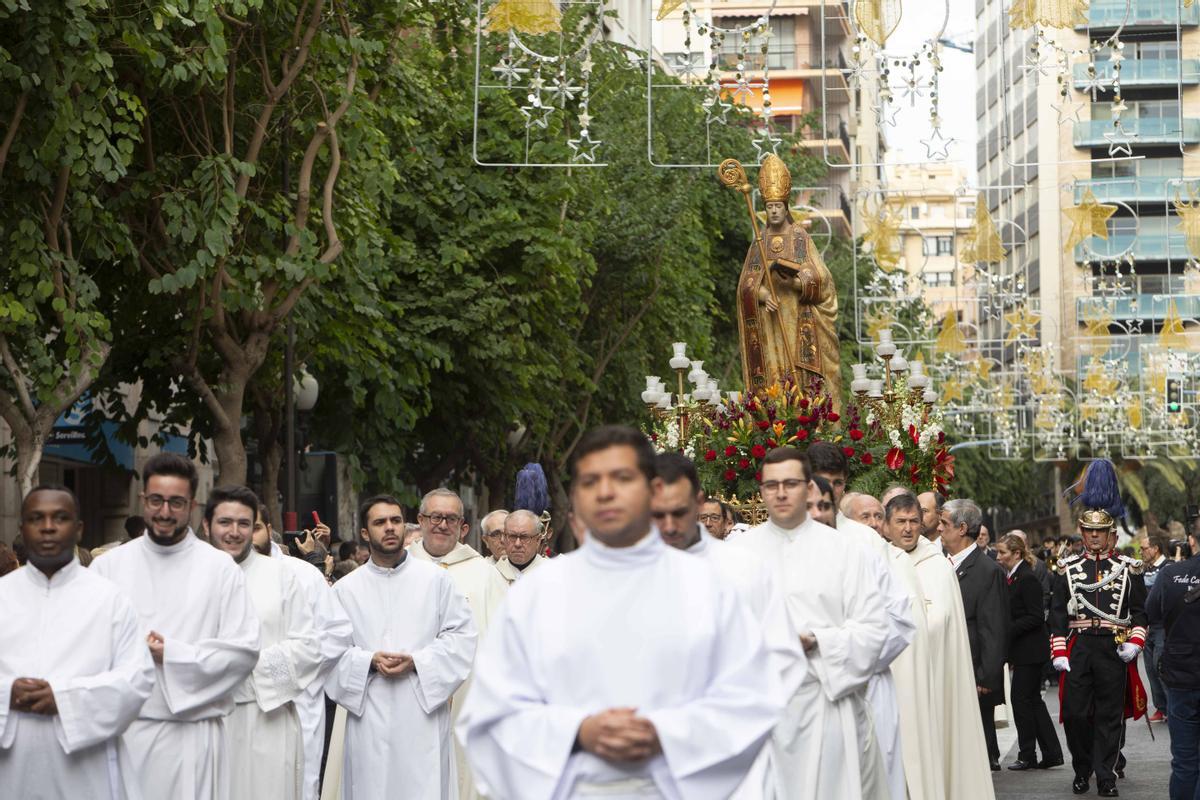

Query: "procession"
<box><xmin>3</xmin><ymin>1</ymin><xmax>1200</xmax><ymax>799</ymax></box>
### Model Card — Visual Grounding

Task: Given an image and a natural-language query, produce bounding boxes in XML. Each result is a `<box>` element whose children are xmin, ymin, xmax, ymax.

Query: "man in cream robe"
<box><xmin>0</xmin><ymin>486</ymin><xmax>156</xmax><ymax>798</ymax></box>
<box><xmin>204</xmin><ymin>486</ymin><xmax>326</xmax><ymax>800</ymax></box>
<box><xmin>907</xmin><ymin>533</ymin><xmax>996</xmax><ymax>800</ymax></box>
<box><xmin>329</xmin><ymin>494</ymin><xmax>477</xmax><ymax>799</ymax></box>
<box><xmin>458</xmin><ymin>425</ymin><xmax>786</xmax><ymax>800</ymax></box>
<box><xmin>730</xmin><ymin>449</ymin><xmax>895</xmax><ymax>800</ymax></box>
<box><xmin>92</xmin><ymin>455</ymin><xmax>261</xmax><ymax>799</ymax></box>
<box><xmin>409</xmin><ymin>489</ymin><xmax>508</xmax><ymax>800</ymax></box>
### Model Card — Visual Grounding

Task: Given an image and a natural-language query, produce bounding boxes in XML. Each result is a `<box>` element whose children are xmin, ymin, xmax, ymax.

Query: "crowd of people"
<box><xmin>2</xmin><ymin>430</ymin><xmax>1199</xmax><ymax>800</ymax></box>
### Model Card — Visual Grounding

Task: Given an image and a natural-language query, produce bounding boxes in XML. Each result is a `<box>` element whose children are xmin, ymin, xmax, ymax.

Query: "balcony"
<box><xmin>799</xmin><ymin>121</ymin><xmax>852</xmax><ymax>163</ymax></box>
<box><xmin>1073</xmin><ymin>176</ymin><xmax>1200</xmax><ymax>204</ymax></box>
<box><xmin>1074</xmin><ymin>232</ymin><xmax>1190</xmax><ymax>262</ymax></box>
<box><xmin>1074</xmin><ymin>118</ymin><xmax>1200</xmax><ymax>147</ymax></box>
<box><xmin>1072</xmin><ymin>59</ymin><xmax>1200</xmax><ymax>89</ymax></box>
<box><xmin>1080</xmin><ymin>0</ymin><xmax>1200</xmax><ymax>30</ymax></box>
<box><xmin>1077</xmin><ymin>294</ymin><xmax>1200</xmax><ymax>322</ymax></box>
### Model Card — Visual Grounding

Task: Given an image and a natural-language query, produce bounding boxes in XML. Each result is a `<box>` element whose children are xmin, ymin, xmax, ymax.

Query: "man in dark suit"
<box><xmin>942</xmin><ymin>498</ymin><xmax>1010</xmax><ymax>770</ymax></box>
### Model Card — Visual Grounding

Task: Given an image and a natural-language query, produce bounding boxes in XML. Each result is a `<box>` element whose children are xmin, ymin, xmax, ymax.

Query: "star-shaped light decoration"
<box><xmin>729</xmin><ymin>76</ymin><xmax>759</xmax><ymax>107</ymax></box>
<box><xmin>1174</xmin><ymin>194</ymin><xmax>1200</xmax><ymax>260</ymax></box>
<box><xmin>1080</xmin><ymin>306</ymin><xmax>1114</xmax><ymax>356</ymax></box>
<box><xmin>576</xmin><ymin>109</ymin><xmax>593</xmax><ymax>129</ymax></box>
<box><xmin>751</xmin><ymin>127</ymin><xmax>782</xmax><ymax>161</ymax></box>
<box><xmin>656</xmin><ymin>0</ymin><xmax>685</xmax><ymax>19</ymax></box>
<box><xmin>491</xmin><ymin>56</ymin><xmax>529</xmax><ymax>87</ymax></box>
<box><xmin>1003</xmin><ymin>304</ymin><xmax>1041</xmax><ymax>345</ymax></box>
<box><xmin>861</xmin><ymin>205</ymin><xmax>902</xmax><ymax>272</ymax></box>
<box><xmin>1111</xmin><ymin>97</ymin><xmax>1128</xmax><ymax>116</ymax></box>
<box><xmin>580</xmin><ymin>54</ymin><xmax>594</xmax><ymax>75</ymax></box>
<box><xmin>973</xmin><ymin>357</ymin><xmax>995</xmax><ymax>382</ymax></box>
<box><xmin>1051</xmin><ymin>98</ymin><xmax>1085</xmax><ymax>124</ymax></box>
<box><xmin>704</xmin><ymin>96</ymin><xmax>733</xmax><ymax>125</ymax></box>
<box><xmin>519</xmin><ymin>102</ymin><xmax>554</xmax><ymax>130</ymax></box>
<box><xmin>920</xmin><ymin>125</ymin><xmax>954</xmax><ymax>161</ymax></box>
<box><xmin>941</xmin><ymin>374</ymin><xmax>967</xmax><ymax>404</ymax></box>
<box><xmin>1063</xmin><ymin>189</ymin><xmax>1118</xmax><ymax>253</ymax></box>
<box><xmin>864</xmin><ymin>306</ymin><xmax>896</xmax><ymax>341</ymax></box>
<box><xmin>1104</xmin><ymin>119</ymin><xmax>1137</xmax><ymax>157</ymax></box>
<box><xmin>1160</xmin><ymin>299</ymin><xmax>1189</xmax><ymax>350</ymax></box>
<box><xmin>1079</xmin><ymin>63</ymin><xmax>1112</xmax><ymax>101</ymax></box>
<box><xmin>567</xmin><ymin>129</ymin><xmax>602</xmax><ymax>163</ymax></box>
<box><xmin>547</xmin><ymin>76</ymin><xmax>582</xmax><ymax>107</ymax></box>
<box><xmin>1082</xmin><ymin>358</ymin><xmax>1120</xmax><ymax>395</ymax></box>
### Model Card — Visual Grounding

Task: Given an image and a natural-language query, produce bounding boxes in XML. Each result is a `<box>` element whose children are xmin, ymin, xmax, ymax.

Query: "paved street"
<box><xmin>993</xmin><ymin>662</ymin><xmax>1173</xmax><ymax>799</ymax></box>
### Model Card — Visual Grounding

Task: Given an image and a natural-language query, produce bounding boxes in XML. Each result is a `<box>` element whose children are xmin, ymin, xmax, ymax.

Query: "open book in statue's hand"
<box><xmin>769</xmin><ymin>258</ymin><xmax>804</xmax><ymax>280</ymax></box>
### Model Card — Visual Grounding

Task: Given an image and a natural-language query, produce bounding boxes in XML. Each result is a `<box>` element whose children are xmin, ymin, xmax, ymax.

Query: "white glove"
<box><xmin>1117</xmin><ymin>642</ymin><xmax>1141</xmax><ymax>663</ymax></box>
<box><xmin>1052</xmin><ymin>656</ymin><xmax>1071</xmax><ymax>672</ymax></box>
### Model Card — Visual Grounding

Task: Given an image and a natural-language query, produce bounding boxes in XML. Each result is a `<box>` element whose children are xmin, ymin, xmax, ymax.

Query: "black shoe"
<box><xmin>1072</xmin><ymin>777</ymin><xmax>1090</xmax><ymax>795</ymax></box>
<box><xmin>1115</xmin><ymin>767</ymin><xmax>1125</xmax><ymax>779</ymax></box>
<box><xmin>1037</xmin><ymin>756</ymin><xmax>1065</xmax><ymax>769</ymax></box>
<box><xmin>990</xmin><ymin>759</ymin><xmax>1001</xmax><ymax>772</ymax></box>
<box><xmin>1008</xmin><ymin>760</ymin><xmax>1036</xmax><ymax>771</ymax></box>
<box><xmin>1098</xmin><ymin>781</ymin><xmax>1119</xmax><ymax>797</ymax></box>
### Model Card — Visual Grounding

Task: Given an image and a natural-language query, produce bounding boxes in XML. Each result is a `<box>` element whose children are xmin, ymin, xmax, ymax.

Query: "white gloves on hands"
<box><xmin>1117</xmin><ymin>642</ymin><xmax>1141</xmax><ymax>663</ymax></box>
<box><xmin>1052</xmin><ymin>656</ymin><xmax>1071</xmax><ymax>672</ymax></box>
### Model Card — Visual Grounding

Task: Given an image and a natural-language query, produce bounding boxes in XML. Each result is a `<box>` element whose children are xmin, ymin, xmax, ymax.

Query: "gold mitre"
<box><xmin>758</xmin><ymin>154</ymin><xmax>792</xmax><ymax>203</ymax></box>
<box><xmin>1079</xmin><ymin>508</ymin><xmax>1115</xmax><ymax>530</ymax></box>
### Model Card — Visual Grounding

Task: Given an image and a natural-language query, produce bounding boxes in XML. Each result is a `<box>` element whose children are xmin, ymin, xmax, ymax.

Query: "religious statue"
<box><xmin>721</xmin><ymin>155</ymin><xmax>842</xmax><ymax>405</ymax></box>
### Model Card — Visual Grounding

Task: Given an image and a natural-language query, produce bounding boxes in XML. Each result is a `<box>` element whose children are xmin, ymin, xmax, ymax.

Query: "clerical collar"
<box><xmin>512</xmin><ymin>555</ymin><xmax>536</xmax><ymax>571</ymax></box>
<box><xmin>23</xmin><ymin>554</ymin><xmax>81</xmax><ymax>589</ymax></box>
<box><xmin>582</xmin><ymin>527</ymin><xmax>663</xmax><ymax>569</ymax></box>
<box><xmin>142</xmin><ymin>529</ymin><xmax>197</xmax><ymax>555</ymax></box>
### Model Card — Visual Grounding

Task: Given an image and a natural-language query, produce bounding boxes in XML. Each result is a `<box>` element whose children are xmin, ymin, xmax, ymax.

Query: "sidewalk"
<box><xmin>993</xmin><ymin>663</ymin><xmax>1173</xmax><ymax>799</ymax></box>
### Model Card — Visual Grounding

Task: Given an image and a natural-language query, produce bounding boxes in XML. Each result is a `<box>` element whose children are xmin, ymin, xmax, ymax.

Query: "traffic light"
<box><xmin>1166</xmin><ymin>377</ymin><xmax>1183</xmax><ymax>413</ymax></box>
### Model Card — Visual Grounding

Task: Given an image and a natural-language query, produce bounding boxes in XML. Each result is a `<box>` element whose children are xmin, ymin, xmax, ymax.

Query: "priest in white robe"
<box><xmin>907</xmin><ymin>527</ymin><xmax>996</xmax><ymax>800</ymax></box>
<box><xmin>729</xmin><ymin>448</ymin><xmax>894</xmax><ymax>800</ymax></box>
<box><xmin>408</xmin><ymin>488</ymin><xmax>507</xmax><ymax>800</ymax></box>
<box><xmin>478</xmin><ymin>510</ymin><xmax>509</xmax><ymax>565</ymax></box>
<box><xmin>205</xmin><ymin>487</ymin><xmax>325</xmax><ymax>800</ymax></box>
<box><xmin>328</xmin><ymin>494</ymin><xmax>477</xmax><ymax>800</ymax></box>
<box><xmin>651</xmin><ymin>453</ymin><xmax>807</xmax><ymax>799</ymax></box>
<box><xmin>458</xmin><ymin>425</ymin><xmax>785</xmax><ymax>800</ymax></box>
<box><xmin>878</xmin><ymin>492</ymin><xmax>947</xmax><ymax>800</ymax></box>
<box><xmin>493</xmin><ymin>509</ymin><xmax>549</xmax><ymax>584</ymax></box>
<box><xmin>92</xmin><ymin>455</ymin><xmax>261</xmax><ymax>799</ymax></box>
<box><xmin>0</xmin><ymin>485</ymin><xmax>155</xmax><ymax>799</ymax></box>
<box><xmin>256</xmin><ymin>511</ymin><xmax>354</xmax><ymax>800</ymax></box>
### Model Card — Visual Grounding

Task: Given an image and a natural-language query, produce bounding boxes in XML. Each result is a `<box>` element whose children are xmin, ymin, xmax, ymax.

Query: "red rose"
<box><xmin>827</xmin><ymin>412</ymin><xmax>840</xmax><ymax>422</ymax></box>
<box><xmin>757</xmin><ymin>420</ymin><xmax>771</xmax><ymax>430</ymax></box>
<box><xmin>725</xmin><ymin>445</ymin><xmax>737</xmax><ymax>457</ymax></box>
<box><xmin>849</xmin><ymin>428</ymin><xmax>864</xmax><ymax>441</ymax></box>
<box><xmin>842</xmin><ymin>446</ymin><xmax>855</xmax><ymax>457</ymax></box>
<box><xmin>796</xmin><ymin>429</ymin><xmax>810</xmax><ymax>441</ymax></box>
<box><xmin>739</xmin><ymin>458</ymin><xmax>751</xmax><ymax>469</ymax></box>
<box><xmin>704</xmin><ymin>449</ymin><xmax>717</xmax><ymax>462</ymax></box>
<box><xmin>767</xmin><ymin>439</ymin><xmax>777</xmax><ymax>448</ymax></box>
<box><xmin>747</xmin><ymin>400</ymin><xmax>759</xmax><ymax>412</ymax></box>
<box><xmin>724</xmin><ymin>469</ymin><xmax>737</xmax><ymax>481</ymax></box>
<box><xmin>650</xmin><ymin>433</ymin><xmax>658</xmax><ymax>442</ymax></box>
<box><xmin>755</xmin><ymin>471</ymin><xmax>762</xmax><ymax>482</ymax></box>
<box><xmin>861</xmin><ymin>452</ymin><xmax>874</xmax><ymax>465</ymax></box>
<box><xmin>751</xmin><ymin>444</ymin><xmax>767</xmax><ymax>459</ymax></box>
<box><xmin>799</xmin><ymin>397</ymin><xmax>810</xmax><ymax>408</ymax></box>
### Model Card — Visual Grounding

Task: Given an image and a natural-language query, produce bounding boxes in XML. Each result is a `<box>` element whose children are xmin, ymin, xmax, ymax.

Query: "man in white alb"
<box><xmin>478</xmin><ymin>510</ymin><xmax>508</xmax><ymax>564</ymax></box>
<box><xmin>458</xmin><ymin>425</ymin><xmax>786</xmax><ymax>800</ymax></box>
<box><xmin>0</xmin><ymin>485</ymin><xmax>155</xmax><ymax>798</ymax></box>
<box><xmin>92</xmin><ymin>453</ymin><xmax>260</xmax><ymax>799</ymax></box>
<box><xmin>327</xmin><ymin>494</ymin><xmax>477</xmax><ymax>799</ymax></box>
<box><xmin>206</xmin><ymin>486</ymin><xmax>323</xmax><ymax>800</ymax></box>
<box><xmin>494</xmin><ymin>509</ymin><xmax>548</xmax><ymax>583</ymax></box>
<box><xmin>729</xmin><ymin>447</ymin><xmax>895</xmax><ymax>800</ymax></box>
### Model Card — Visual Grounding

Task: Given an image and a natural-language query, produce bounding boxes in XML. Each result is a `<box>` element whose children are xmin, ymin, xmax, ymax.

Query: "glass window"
<box><xmin>1140</xmin><ymin>157</ymin><xmax>1183</xmax><ymax>177</ymax></box>
<box><xmin>936</xmin><ymin>236</ymin><xmax>954</xmax><ymax>255</ymax></box>
<box><xmin>911</xmin><ymin>206</ymin><xmax>921</xmax><ymax>219</ymax></box>
<box><xmin>713</xmin><ymin>17</ymin><xmax>795</xmax><ymax>70</ymax></box>
<box><xmin>1139</xmin><ymin>41</ymin><xmax>1179</xmax><ymax>60</ymax></box>
<box><xmin>923</xmin><ymin>271</ymin><xmax>956</xmax><ymax>287</ymax></box>
<box><xmin>767</xmin><ymin>18</ymin><xmax>795</xmax><ymax>70</ymax></box>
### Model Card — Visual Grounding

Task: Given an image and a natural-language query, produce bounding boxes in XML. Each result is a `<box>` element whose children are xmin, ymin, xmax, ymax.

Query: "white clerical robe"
<box><xmin>687</xmin><ymin>528</ymin><xmax>806</xmax><ymax>800</ymax></box>
<box><xmin>327</xmin><ymin>556</ymin><xmax>477</xmax><ymax>800</ymax></box>
<box><xmin>729</xmin><ymin>518</ymin><xmax>893</xmax><ymax>800</ymax></box>
<box><xmin>457</xmin><ymin>530</ymin><xmax>785</xmax><ymax>800</ymax></box>
<box><xmin>494</xmin><ymin>553</ymin><xmax>547</xmax><ymax>584</ymax></box>
<box><xmin>836</xmin><ymin>519</ymin><xmax>917</xmax><ymax>800</ymax></box>
<box><xmin>0</xmin><ymin>558</ymin><xmax>155</xmax><ymax>799</ymax></box>
<box><xmin>228</xmin><ymin>549</ymin><xmax>324</xmax><ymax>800</ymax></box>
<box><xmin>270</xmin><ymin>543</ymin><xmax>354</xmax><ymax>800</ymax></box>
<box><xmin>92</xmin><ymin>534</ymin><xmax>261</xmax><ymax>799</ymax></box>
<box><xmin>409</xmin><ymin>541</ymin><xmax>508</xmax><ymax>800</ymax></box>
<box><xmin>907</xmin><ymin>536</ymin><xmax>996</xmax><ymax>800</ymax></box>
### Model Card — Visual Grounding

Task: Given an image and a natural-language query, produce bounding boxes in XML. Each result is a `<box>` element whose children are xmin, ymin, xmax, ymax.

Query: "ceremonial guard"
<box><xmin>1050</xmin><ymin>460</ymin><xmax>1148</xmax><ymax>798</ymax></box>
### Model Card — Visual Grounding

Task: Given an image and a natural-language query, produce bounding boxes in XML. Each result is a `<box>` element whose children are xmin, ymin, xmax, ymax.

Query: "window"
<box><xmin>911</xmin><ymin>206</ymin><xmax>921</xmax><ymax>220</ymax></box>
<box><xmin>936</xmin><ymin>236</ymin><xmax>954</xmax><ymax>255</ymax></box>
<box><xmin>713</xmin><ymin>17</ymin><xmax>795</xmax><ymax>71</ymax></box>
<box><xmin>1138</xmin><ymin>41</ymin><xmax>1180</xmax><ymax>60</ymax></box>
<box><xmin>923</xmin><ymin>271</ymin><xmax>956</xmax><ymax>287</ymax></box>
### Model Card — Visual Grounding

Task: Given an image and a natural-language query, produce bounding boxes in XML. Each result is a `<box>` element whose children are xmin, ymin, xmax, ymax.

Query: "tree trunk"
<box><xmin>545</xmin><ymin>457</ymin><xmax>578</xmax><ymax>554</ymax></box>
<box><xmin>250</xmin><ymin>384</ymin><xmax>285</xmax><ymax>531</ymax></box>
<box><xmin>12</xmin><ymin>424</ymin><xmax>42</xmax><ymax>498</ymax></box>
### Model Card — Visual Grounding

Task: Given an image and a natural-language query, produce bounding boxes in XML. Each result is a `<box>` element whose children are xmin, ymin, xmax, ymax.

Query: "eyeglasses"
<box><xmin>760</xmin><ymin>479</ymin><xmax>806</xmax><ymax>494</ymax></box>
<box><xmin>810</xmin><ymin>501</ymin><xmax>833</xmax><ymax>512</ymax></box>
<box><xmin>503</xmin><ymin>533</ymin><xmax>540</xmax><ymax>543</ymax></box>
<box><xmin>420</xmin><ymin>513</ymin><xmax>463</xmax><ymax>528</ymax></box>
<box><xmin>698</xmin><ymin>513</ymin><xmax>723</xmax><ymax>524</ymax></box>
<box><xmin>484</xmin><ymin>529</ymin><xmax>505</xmax><ymax>538</ymax></box>
<box><xmin>144</xmin><ymin>494</ymin><xmax>190</xmax><ymax>511</ymax></box>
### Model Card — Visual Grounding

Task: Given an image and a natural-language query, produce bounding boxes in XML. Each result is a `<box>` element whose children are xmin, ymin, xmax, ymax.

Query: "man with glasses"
<box><xmin>699</xmin><ymin>498</ymin><xmax>732</xmax><ymax>540</ymax></box>
<box><xmin>478</xmin><ymin>509</ymin><xmax>509</xmax><ymax>564</ymax></box>
<box><xmin>494</xmin><ymin>510</ymin><xmax>546</xmax><ymax>584</ymax></box>
<box><xmin>407</xmin><ymin>488</ymin><xmax>507</xmax><ymax>800</ymax></box>
<box><xmin>728</xmin><ymin>447</ymin><xmax>898</xmax><ymax>800</ymax></box>
<box><xmin>92</xmin><ymin>453</ymin><xmax>261</xmax><ymax>798</ymax></box>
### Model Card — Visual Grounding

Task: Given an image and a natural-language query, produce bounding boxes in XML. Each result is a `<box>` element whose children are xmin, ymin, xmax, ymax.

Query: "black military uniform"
<box><xmin>1050</xmin><ymin>511</ymin><xmax>1148</xmax><ymax>798</ymax></box>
